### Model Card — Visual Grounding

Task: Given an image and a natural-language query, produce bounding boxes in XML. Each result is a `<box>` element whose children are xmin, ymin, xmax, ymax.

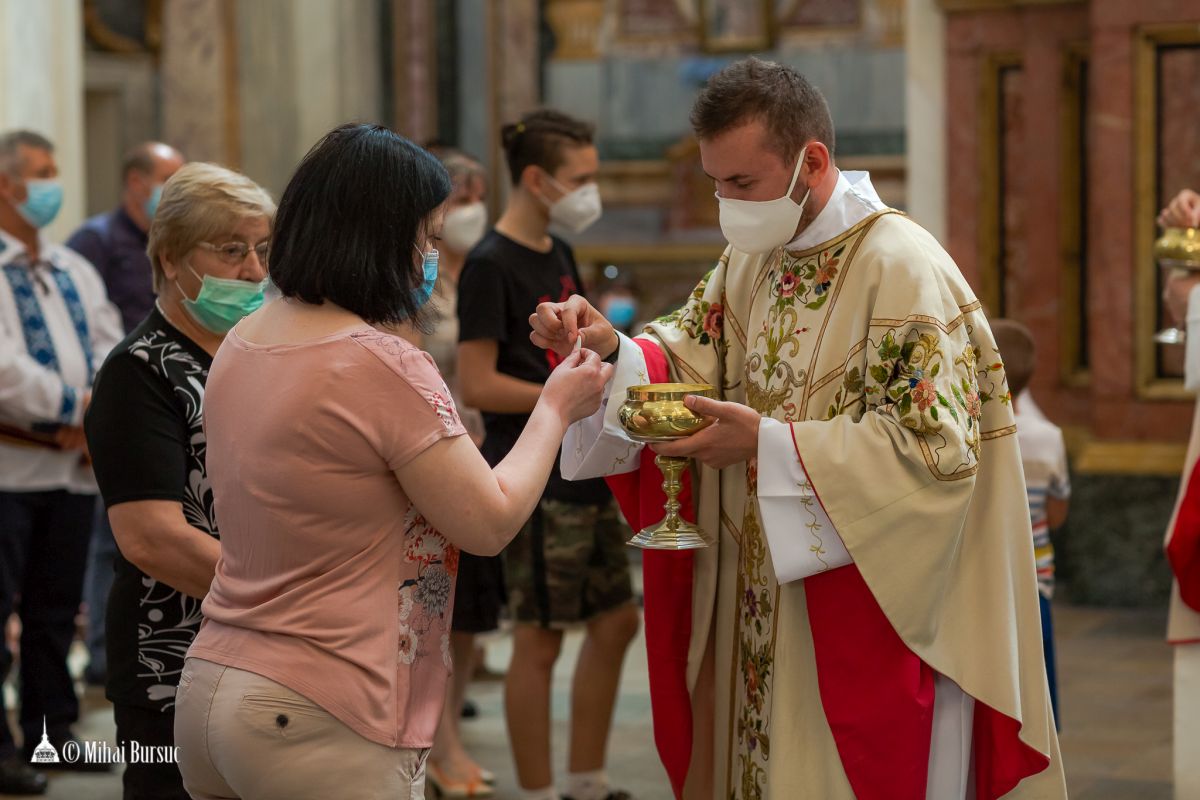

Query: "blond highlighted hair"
<box><xmin>147</xmin><ymin>162</ymin><xmax>275</xmax><ymax>292</ymax></box>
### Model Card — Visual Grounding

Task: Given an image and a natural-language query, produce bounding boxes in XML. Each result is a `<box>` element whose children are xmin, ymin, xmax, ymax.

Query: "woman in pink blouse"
<box><xmin>173</xmin><ymin>124</ymin><xmax>612</xmax><ymax>800</ymax></box>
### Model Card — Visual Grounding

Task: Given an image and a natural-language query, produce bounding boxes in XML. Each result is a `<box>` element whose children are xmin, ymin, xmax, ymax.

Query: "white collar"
<box><xmin>786</xmin><ymin>170</ymin><xmax>887</xmax><ymax>252</ymax></box>
<box><xmin>0</xmin><ymin>227</ymin><xmax>57</xmax><ymax>269</ymax></box>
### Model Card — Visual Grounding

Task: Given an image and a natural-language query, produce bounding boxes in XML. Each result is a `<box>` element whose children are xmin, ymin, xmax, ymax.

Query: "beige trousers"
<box><xmin>175</xmin><ymin>657</ymin><xmax>428</xmax><ymax>800</ymax></box>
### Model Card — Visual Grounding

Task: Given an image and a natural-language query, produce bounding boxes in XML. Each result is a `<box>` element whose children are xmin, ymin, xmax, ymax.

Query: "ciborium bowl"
<box><xmin>1154</xmin><ymin>227</ymin><xmax>1200</xmax><ymax>345</ymax></box>
<box><xmin>1155</xmin><ymin>227</ymin><xmax>1200</xmax><ymax>270</ymax></box>
<box><xmin>617</xmin><ymin>383</ymin><xmax>716</xmax><ymax>550</ymax></box>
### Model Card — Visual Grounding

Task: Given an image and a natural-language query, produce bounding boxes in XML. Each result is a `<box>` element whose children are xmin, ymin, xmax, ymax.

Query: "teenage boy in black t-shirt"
<box><xmin>457</xmin><ymin>110</ymin><xmax>637</xmax><ymax>800</ymax></box>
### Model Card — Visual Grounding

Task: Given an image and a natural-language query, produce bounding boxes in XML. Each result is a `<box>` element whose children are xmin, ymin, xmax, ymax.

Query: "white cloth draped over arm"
<box><xmin>561</xmin><ymin>332</ymin><xmax>651</xmax><ymax>480</ymax></box>
<box><xmin>1186</xmin><ymin>284</ymin><xmax>1200</xmax><ymax>392</ymax></box>
<box><xmin>756</xmin><ymin>417</ymin><xmax>853</xmax><ymax>584</ymax></box>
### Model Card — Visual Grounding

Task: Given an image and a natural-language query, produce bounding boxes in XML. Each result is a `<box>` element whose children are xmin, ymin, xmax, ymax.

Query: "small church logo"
<box><xmin>29</xmin><ymin>718</ymin><xmax>59</xmax><ymax>764</ymax></box>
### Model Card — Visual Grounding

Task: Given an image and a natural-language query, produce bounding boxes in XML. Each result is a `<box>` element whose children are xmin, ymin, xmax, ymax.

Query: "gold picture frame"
<box><xmin>1059</xmin><ymin>43</ymin><xmax>1090</xmax><ymax>388</ymax></box>
<box><xmin>1133</xmin><ymin>24</ymin><xmax>1200</xmax><ymax>400</ymax></box>
<box><xmin>976</xmin><ymin>51</ymin><xmax>1023</xmax><ymax>318</ymax></box>
<box><xmin>698</xmin><ymin>0</ymin><xmax>775</xmax><ymax>53</ymax></box>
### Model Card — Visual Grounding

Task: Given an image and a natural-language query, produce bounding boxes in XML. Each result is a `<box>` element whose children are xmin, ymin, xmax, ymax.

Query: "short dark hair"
<box><xmin>501</xmin><ymin>109</ymin><xmax>595</xmax><ymax>186</ymax></box>
<box><xmin>990</xmin><ymin>319</ymin><xmax>1037</xmax><ymax>396</ymax></box>
<box><xmin>269</xmin><ymin>123</ymin><xmax>452</xmax><ymax>327</ymax></box>
<box><xmin>0</xmin><ymin>130</ymin><xmax>54</xmax><ymax>177</ymax></box>
<box><xmin>690</xmin><ymin>57</ymin><xmax>835</xmax><ymax>163</ymax></box>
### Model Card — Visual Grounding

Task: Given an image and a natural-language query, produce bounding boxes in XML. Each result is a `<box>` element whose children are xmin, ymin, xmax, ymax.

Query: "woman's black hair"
<box><xmin>269</xmin><ymin>123</ymin><xmax>452</xmax><ymax>327</ymax></box>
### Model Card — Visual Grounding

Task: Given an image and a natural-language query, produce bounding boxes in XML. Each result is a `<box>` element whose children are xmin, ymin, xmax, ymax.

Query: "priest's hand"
<box><xmin>1158</xmin><ymin>189</ymin><xmax>1200</xmax><ymax>229</ymax></box>
<box><xmin>530</xmin><ymin>294</ymin><xmax>620</xmax><ymax>360</ymax></box>
<box><xmin>650</xmin><ymin>395</ymin><xmax>760</xmax><ymax>469</ymax></box>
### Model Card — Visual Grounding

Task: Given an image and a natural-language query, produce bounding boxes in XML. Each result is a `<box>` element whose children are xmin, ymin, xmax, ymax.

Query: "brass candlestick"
<box><xmin>1154</xmin><ymin>227</ymin><xmax>1200</xmax><ymax>345</ymax></box>
<box><xmin>617</xmin><ymin>383</ymin><xmax>716</xmax><ymax>550</ymax></box>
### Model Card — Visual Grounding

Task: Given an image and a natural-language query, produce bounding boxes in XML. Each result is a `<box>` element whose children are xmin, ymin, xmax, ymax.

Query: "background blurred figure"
<box><xmin>85</xmin><ymin>162</ymin><xmax>274</xmax><ymax>800</ymax></box>
<box><xmin>67</xmin><ymin>140</ymin><xmax>185</xmax><ymax>690</ymax></box>
<box><xmin>68</xmin><ymin>142</ymin><xmax>186</xmax><ymax>334</ymax></box>
<box><xmin>423</xmin><ymin>146</ymin><xmax>500</xmax><ymax>798</ymax></box>
<box><xmin>1158</xmin><ymin>188</ymin><xmax>1200</xmax><ymax>800</ymax></box>
<box><xmin>458</xmin><ymin>110</ymin><xmax>638</xmax><ymax>800</ymax></box>
<box><xmin>596</xmin><ymin>282</ymin><xmax>639</xmax><ymax>337</ymax></box>
<box><xmin>993</xmin><ymin>319</ymin><xmax>1070</xmax><ymax>728</ymax></box>
<box><xmin>0</xmin><ymin>129</ymin><xmax>123</xmax><ymax>795</ymax></box>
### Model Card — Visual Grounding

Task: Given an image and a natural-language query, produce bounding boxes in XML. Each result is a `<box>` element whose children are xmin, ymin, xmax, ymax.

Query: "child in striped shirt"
<box><xmin>993</xmin><ymin>320</ymin><xmax>1070</xmax><ymax>727</ymax></box>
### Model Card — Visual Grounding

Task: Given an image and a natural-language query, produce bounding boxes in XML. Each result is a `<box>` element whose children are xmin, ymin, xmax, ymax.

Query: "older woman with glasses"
<box><xmin>84</xmin><ymin>162</ymin><xmax>274</xmax><ymax>800</ymax></box>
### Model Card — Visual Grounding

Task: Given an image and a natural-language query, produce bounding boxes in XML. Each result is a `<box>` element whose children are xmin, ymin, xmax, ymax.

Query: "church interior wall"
<box><xmin>943</xmin><ymin>0</ymin><xmax>1200</xmax><ymax>606</ymax></box>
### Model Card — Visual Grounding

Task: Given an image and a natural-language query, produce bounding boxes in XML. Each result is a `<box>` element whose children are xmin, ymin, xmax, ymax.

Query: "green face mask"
<box><xmin>177</xmin><ymin>263</ymin><xmax>266</xmax><ymax>334</ymax></box>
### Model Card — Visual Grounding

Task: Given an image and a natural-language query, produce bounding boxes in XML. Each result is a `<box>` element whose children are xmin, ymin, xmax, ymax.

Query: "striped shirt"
<box><xmin>1015</xmin><ymin>401</ymin><xmax>1071</xmax><ymax>599</ymax></box>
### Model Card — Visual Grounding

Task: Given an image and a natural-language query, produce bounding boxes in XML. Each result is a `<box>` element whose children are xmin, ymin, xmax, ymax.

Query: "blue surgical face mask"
<box><xmin>144</xmin><ymin>184</ymin><xmax>164</xmax><ymax>220</ymax></box>
<box><xmin>16</xmin><ymin>179</ymin><xmax>64</xmax><ymax>229</ymax></box>
<box><xmin>605</xmin><ymin>297</ymin><xmax>637</xmax><ymax>328</ymax></box>
<box><xmin>412</xmin><ymin>245</ymin><xmax>439</xmax><ymax>310</ymax></box>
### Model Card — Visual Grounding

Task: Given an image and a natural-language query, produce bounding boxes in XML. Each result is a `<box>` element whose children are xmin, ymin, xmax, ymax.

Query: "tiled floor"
<box><xmin>3</xmin><ymin>604</ymin><xmax>1176</xmax><ymax>799</ymax></box>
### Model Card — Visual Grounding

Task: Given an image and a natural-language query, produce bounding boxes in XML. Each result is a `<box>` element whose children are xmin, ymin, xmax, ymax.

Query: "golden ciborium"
<box><xmin>1154</xmin><ymin>227</ymin><xmax>1200</xmax><ymax>345</ymax></box>
<box><xmin>617</xmin><ymin>383</ymin><xmax>716</xmax><ymax>550</ymax></box>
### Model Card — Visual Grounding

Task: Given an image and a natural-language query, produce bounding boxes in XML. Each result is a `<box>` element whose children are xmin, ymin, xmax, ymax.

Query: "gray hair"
<box><xmin>147</xmin><ymin>162</ymin><xmax>275</xmax><ymax>292</ymax></box>
<box><xmin>0</xmin><ymin>130</ymin><xmax>54</xmax><ymax>177</ymax></box>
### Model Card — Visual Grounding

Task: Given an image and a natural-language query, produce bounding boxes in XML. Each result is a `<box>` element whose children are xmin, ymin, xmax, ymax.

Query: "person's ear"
<box><xmin>0</xmin><ymin>171</ymin><xmax>25</xmax><ymax>205</ymax></box>
<box><xmin>160</xmin><ymin>252</ymin><xmax>181</xmax><ymax>283</ymax></box>
<box><xmin>803</xmin><ymin>142</ymin><xmax>832</xmax><ymax>185</ymax></box>
<box><xmin>128</xmin><ymin>170</ymin><xmax>148</xmax><ymax>197</ymax></box>
<box><xmin>521</xmin><ymin>164</ymin><xmax>547</xmax><ymax>198</ymax></box>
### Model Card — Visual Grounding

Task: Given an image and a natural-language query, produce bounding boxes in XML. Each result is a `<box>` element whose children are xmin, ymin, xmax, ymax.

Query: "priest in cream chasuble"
<box><xmin>535</xmin><ymin>59</ymin><xmax>1065</xmax><ymax>800</ymax></box>
<box><xmin>559</xmin><ymin>169</ymin><xmax>1064</xmax><ymax>800</ymax></box>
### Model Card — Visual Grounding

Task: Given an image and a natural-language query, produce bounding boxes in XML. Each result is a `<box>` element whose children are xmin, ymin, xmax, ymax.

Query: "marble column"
<box><xmin>161</xmin><ymin>0</ymin><xmax>240</xmax><ymax>169</ymax></box>
<box><xmin>394</xmin><ymin>0</ymin><xmax>438</xmax><ymax>143</ymax></box>
<box><xmin>483</xmin><ymin>0</ymin><xmax>540</xmax><ymax>213</ymax></box>
<box><xmin>163</xmin><ymin>0</ymin><xmax>385</xmax><ymax>198</ymax></box>
<box><xmin>0</xmin><ymin>0</ymin><xmax>86</xmax><ymax>243</ymax></box>
<box><xmin>241</xmin><ymin>0</ymin><xmax>383</xmax><ymax>194</ymax></box>
<box><xmin>904</xmin><ymin>0</ymin><xmax>946</xmax><ymax>242</ymax></box>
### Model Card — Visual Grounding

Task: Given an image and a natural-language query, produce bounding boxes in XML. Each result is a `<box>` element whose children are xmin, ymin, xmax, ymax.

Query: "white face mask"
<box><xmin>441</xmin><ymin>201</ymin><xmax>488</xmax><ymax>254</ymax></box>
<box><xmin>541</xmin><ymin>174</ymin><xmax>603</xmax><ymax>234</ymax></box>
<box><xmin>716</xmin><ymin>146</ymin><xmax>810</xmax><ymax>255</ymax></box>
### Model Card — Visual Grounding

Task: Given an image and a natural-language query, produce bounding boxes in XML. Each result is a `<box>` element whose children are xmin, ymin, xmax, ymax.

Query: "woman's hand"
<box><xmin>540</xmin><ymin>347</ymin><xmax>614</xmax><ymax>424</ymax></box>
<box><xmin>530</xmin><ymin>294</ymin><xmax>619</xmax><ymax>360</ymax></box>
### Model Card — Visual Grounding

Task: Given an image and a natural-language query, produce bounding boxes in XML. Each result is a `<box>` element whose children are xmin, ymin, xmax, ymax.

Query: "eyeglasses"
<box><xmin>197</xmin><ymin>241</ymin><xmax>270</xmax><ymax>266</ymax></box>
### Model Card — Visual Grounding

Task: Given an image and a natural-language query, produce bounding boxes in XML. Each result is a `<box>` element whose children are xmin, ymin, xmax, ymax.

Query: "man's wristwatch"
<box><xmin>604</xmin><ymin>330</ymin><xmax>620</xmax><ymax>364</ymax></box>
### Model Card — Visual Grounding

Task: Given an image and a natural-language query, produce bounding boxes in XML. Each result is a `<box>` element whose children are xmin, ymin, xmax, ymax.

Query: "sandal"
<box><xmin>427</xmin><ymin>761</ymin><xmax>495</xmax><ymax>798</ymax></box>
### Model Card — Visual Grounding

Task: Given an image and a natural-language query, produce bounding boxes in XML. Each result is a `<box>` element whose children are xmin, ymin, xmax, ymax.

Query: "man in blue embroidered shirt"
<box><xmin>66</xmin><ymin>141</ymin><xmax>184</xmax><ymax>693</ymax></box>
<box><xmin>0</xmin><ymin>129</ymin><xmax>122</xmax><ymax>795</ymax></box>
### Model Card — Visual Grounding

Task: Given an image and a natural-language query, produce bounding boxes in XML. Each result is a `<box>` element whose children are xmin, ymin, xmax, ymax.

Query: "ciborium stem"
<box><xmin>658</xmin><ymin>455</ymin><xmax>687</xmax><ymax>530</ymax></box>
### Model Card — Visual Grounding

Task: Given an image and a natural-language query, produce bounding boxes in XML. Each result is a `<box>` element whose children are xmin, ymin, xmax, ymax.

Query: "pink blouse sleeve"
<box><xmin>351</xmin><ymin>331</ymin><xmax>467</xmax><ymax>470</ymax></box>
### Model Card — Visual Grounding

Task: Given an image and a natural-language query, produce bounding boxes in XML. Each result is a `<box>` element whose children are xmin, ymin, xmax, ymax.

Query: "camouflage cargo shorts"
<box><xmin>505</xmin><ymin>497</ymin><xmax>634</xmax><ymax>628</ymax></box>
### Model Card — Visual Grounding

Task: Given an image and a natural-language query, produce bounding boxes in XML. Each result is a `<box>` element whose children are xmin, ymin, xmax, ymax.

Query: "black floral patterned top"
<box><xmin>85</xmin><ymin>307</ymin><xmax>215</xmax><ymax>712</ymax></box>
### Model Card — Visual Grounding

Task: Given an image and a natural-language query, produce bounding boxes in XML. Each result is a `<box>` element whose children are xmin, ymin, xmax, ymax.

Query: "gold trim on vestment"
<box><xmin>798</xmin><ymin>212</ymin><xmax>894</xmax><ymax>419</ymax></box>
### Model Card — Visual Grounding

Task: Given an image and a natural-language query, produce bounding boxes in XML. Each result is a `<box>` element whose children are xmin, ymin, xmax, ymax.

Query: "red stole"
<box><xmin>604</xmin><ymin>338</ymin><xmax>1048</xmax><ymax>799</ymax></box>
<box><xmin>1169</xmin><ymin>459</ymin><xmax>1200</xmax><ymax>612</ymax></box>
